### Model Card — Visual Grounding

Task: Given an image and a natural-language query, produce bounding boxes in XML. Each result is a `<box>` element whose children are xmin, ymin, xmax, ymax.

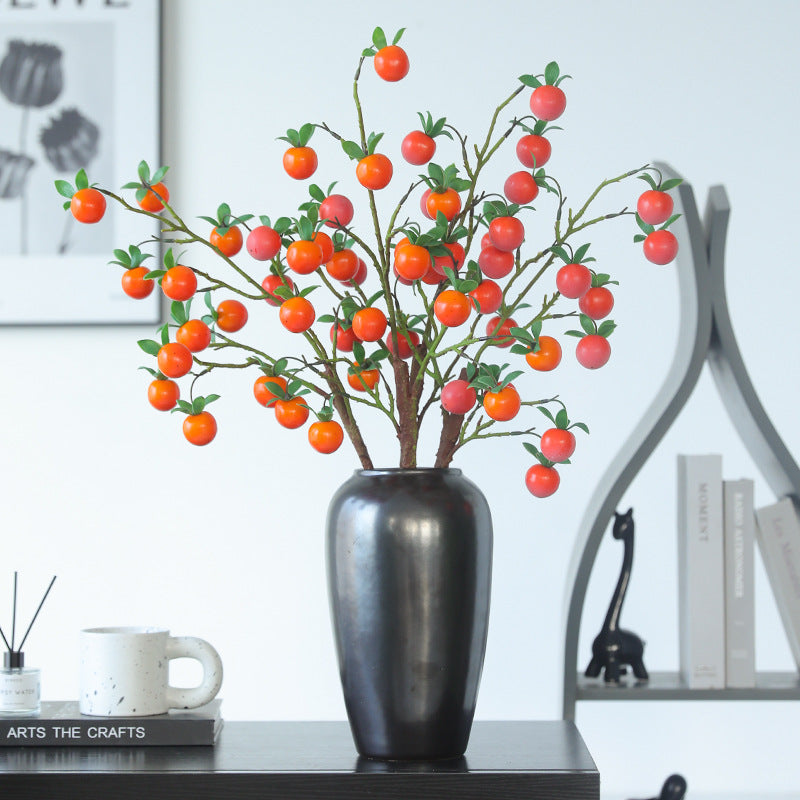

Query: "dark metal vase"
<box><xmin>326</xmin><ymin>468</ymin><xmax>493</xmax><ymax>760</ymax></box>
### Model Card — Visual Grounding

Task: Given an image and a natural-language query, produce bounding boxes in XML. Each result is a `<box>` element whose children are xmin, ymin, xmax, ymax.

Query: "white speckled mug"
<box><xmin>79</xmin><ymin>627</ymin><xmax>223</xmax><ymax>717</ymax></box>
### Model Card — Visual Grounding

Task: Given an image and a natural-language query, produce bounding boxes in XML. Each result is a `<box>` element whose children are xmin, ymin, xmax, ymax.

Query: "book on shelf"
<box><xmin>723</xmin><ymin>478</ymin><xmax>756</xmax><ymax>688</ymax></box>
<box><xmin>677</xmin><ymin>453</ymin><xmax>725</xmax><ymax>688</ymax></box>
<box><xmin>754</xmin><ymin>497</ymin><xmax>800</xmax><ymax>672</ymax></box>
<box><xmin>0</xmin><ymin>699</ymin><xmax>222</xmax><ymax>746</ymax></box>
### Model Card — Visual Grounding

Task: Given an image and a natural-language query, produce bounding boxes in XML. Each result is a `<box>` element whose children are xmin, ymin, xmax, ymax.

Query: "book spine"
<box><xmin>723</xmin><ymin>479</ymin><xmax>756</xmax><ymax>688</ymax></box>
<box><xmin>0</xmin><ymin>719</ymin><xmax>218</xmax><ymax>747</ymax></box>
<box><xmin>677</xmin><ymin>454</ymin><xmax>725</xmax><ymax>689</ymax></box>
<box><xmin>754</xmin><ymin>498</ymin><xmax>800</xmax><ymax>670</ymax></box>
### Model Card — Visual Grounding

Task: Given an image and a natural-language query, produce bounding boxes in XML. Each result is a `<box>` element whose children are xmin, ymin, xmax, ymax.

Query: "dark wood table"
<box><xmin>0</xmin><ymin>720</ymin><xmax>599</xmax><ymax>799</ymax></box>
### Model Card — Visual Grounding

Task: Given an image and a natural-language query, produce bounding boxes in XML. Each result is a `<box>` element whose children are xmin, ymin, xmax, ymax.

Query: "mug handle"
<box><xmin>164</xmin><ymin>636</ymin><xmax>223</xmax><ymax>710</ymax></box>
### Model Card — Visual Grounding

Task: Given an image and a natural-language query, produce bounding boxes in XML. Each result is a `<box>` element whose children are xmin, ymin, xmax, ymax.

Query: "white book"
<box><xmin>723</xmin><ymin>479</ymin><xmax>755</xmax><ymax>688</ymax></box>
<box><xmin>754</xmin><ymin>497</ymin><xmax>800</xmax><ymax>671</ymax></box>
<box><xmin>677</xmin><ymin>454</ymin><xmax>725</xmax><ymax>688</ymax></box>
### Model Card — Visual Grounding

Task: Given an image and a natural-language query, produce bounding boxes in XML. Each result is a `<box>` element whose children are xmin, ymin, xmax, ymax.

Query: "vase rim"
<box><xmin>356</xmin><ymin>467</ymin><xmax>462</xmax><ymax>476</ymax></box>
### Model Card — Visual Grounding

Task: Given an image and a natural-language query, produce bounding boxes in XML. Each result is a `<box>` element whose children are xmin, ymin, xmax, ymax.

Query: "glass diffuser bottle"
<box><xmin>0</xmin><ymin>573</ymin><xmax>56</xmax><ymax>716</ymax></box>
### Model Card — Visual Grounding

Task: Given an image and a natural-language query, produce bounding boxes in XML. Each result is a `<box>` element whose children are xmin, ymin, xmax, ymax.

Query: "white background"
<box><xmin>1</xmin><ymin>0</ymin><xmax>799</xmax><ymax>796</ymax></box>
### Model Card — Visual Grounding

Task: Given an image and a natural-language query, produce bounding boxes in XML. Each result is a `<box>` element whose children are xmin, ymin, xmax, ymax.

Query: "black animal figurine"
<box><xmin>585</xmin><ymin>507</ymin><xmax>649</xmax><ymax>683</ymax></box>
<box><xmin>627</xmin><ymin>773</ymin><xmax>687</xmax><ymax>800</ymax></box>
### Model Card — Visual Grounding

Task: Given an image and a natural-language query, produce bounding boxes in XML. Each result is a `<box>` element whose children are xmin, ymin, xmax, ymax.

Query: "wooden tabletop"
<box><xmin>0</xmin><ymin>720</ymin><xmax>599</xmax><ymax>800</ymax></box>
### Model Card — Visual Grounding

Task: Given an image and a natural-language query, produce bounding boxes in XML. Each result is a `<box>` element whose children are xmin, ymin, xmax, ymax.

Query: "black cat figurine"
<box><xmin>585</xmin><ymin>508</ymin><xmax>649</xmax><ymax>683</ymax></box>
<box><xmin>627</xmin><ymin>773</ymin><xmax>688</xmax><ymax>800</ymax></box>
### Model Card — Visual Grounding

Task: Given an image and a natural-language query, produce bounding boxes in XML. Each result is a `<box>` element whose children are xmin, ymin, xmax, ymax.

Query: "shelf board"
<box><xmin>576</xmin><ymin>670</ymin><xmax>800</xmax><ymax>701</ymax></box>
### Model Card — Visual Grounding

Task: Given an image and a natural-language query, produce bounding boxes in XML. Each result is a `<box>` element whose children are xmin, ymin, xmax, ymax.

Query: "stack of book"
<box><xmin>677</xmin><ymin>454</ymin><xmax>800</xmax><ymax>689</ymax></box>
<box><xmin>0</xmin><ymin>699</ymin><xmax>223</xmax><ymax>746</ymax></box>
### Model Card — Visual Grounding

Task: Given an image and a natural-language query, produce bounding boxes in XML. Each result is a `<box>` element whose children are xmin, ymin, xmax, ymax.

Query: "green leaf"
<box><xmin>137</xmin><ymin>366</ymin><xmax>159</xmax><ymax>378</ymax></box>
<box><xmin>54</xmin><ymin>179</ymin><xmax>74</xmax><ymax>199</ymax></box>
<box><xmin>273</xmin><ymin>357</ymin><xmax>289</xmax><ymax>375</ymax></box>
<box><xmin>159</xmin><ymin>324</ymin><xmax>170</xmax><ymax>345</ymax></box>
<box><xmin>204</xmin><ymin>291</ymin><xmax>215</xmax><ymax>313</ymax></box>
<box><xmin>544</xmin><ymin>61</ymin><xmax>560</xmax><ymax>85</ymax></box>
<box><xmin>151</xmin><ymin>165</ymin><xmax>169</xmax><ymax>184</ymax></box>
<box><xmin>391</xmin><ymin>27</ymin><xmax>406</xmax><ymax>45</ymax></box>
<box><xmin>137</xmin><ymin>160</ymin><xmax>150</xmax><ymax>183</ymax></box>
<box><xmin>372</xmin><ymin>26</ymin><xmax>388</xmax><ymax>50</ymax></box>
<box><xmin>144</xmin><ymin>269</ymin><xmax>165</xmax><ymax>280</ymax></box>
<box><xmin>341</xmin><ymin>140</ymin><xmax>365</xmax><ymax>161</ymax></box>
<box><xmin>193</xmin><ymin>397</ymin><xmax>206</xmax><ymax>414</ymax></box>
<box><xmin>638</xmin><ymin>173</ymin><xmax>658</xmax><ymax>190</ymax></box>
<box><xmin>523</xmin><ymin>441</ymin><xmax>541</xmax><ymax>457</ymax></box>
<box><xmin>537</xmin><ymin>406</ymin><xmax>556</xmax><ymax>424</ymax></box>
<box><xmin>574</xmin><ymin>243</ymin><xmax>590</xmax><ymax>264</ymax></box>
<box><xmin>551</xmin><ymin>245</ymin><xmax>570</xmax><ymax>263</ymax></box>
<box><xmin>138</xmin><ymin>339</ymin><xmax>160</xmax><ymax>356</ymax></box>
<box><xmin>572</xmin><ymin>422</ymin><xmax>589</xmax><ymax>434</ymax></box>
<box><xmin>298</xmin><ymin>123</ymin><xmax>315</xmax><ymax>146</ymax></box>
<box><xmin>353</xmin><ymin>341</ymin><xmax>366</xmax><ymax>363</ymax></box>
<box><xmin>660</xmin><ymin>178</ymin><xmax>683</xmax><ymax>192</ymax></box>
<box><xmin>635</xmin><ymin>214</ymin><xmax>655</xmax><ymax>234</ymax></box>
<box><xmin>633</xmin><ymin>234</ymin><xmax>646</xmax><ymax>243</ymax></box>
<box><xmin>555</xmin><ymin>408</ymin><xmax>569</xmax><ymax>429</ymax></box>
<box><xmin>661</xmin><ymin>213</ymin><xmax>681</xmax><ymax>230</ymax></box>
<box><xmin>308</xmin><ymin>184</ymin><xmax>325</xmax><ymax>203</ymax></box>
<box><xmin>579</xmin><ymin>314</ymin><xmax>596</xmax><ymax>336</ymax></box>
<box><xmin>203</xmin><ymin>394</ymin><xmax>220</xmax><ymax>406</ymax></box>
<box><xmin>518</xmin><ymin>74</ymin><xmax>542</xmax><ymax>88</ymax></box>
<box><xmin>598</xmin><ymin>319</ymin><xmax>617</xmax><ymax>338</ymax></box>
<box><xmin>74</xmin><ymin>168</ymin><xmax>89</xmax><ymax>190</ymax></box>
<box><xmin>362</xmin><ymin>47</ymin><xmax>376</xmax><ymax>57</ymax></box>
<box><xmin>510</xmin><ymin>326</ymin><xmax>534</xmax><ymax>345</ymax></box>
<box><xmin>563</xmin><ymin>329</ymin><xmax>584</xmax><ymax>338</ymax></box>
<box><xmin>171</xmin><ymin>301</ymin><xmax>187</xmax><ymax>325</ymax></box>
<box><xmin>318</xmin><ymin>314</ymin><xmax>335</xmax><ymax>324</ymax></box>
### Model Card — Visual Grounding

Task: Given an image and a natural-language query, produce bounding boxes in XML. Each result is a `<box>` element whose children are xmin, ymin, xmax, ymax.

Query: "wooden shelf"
<box><xmin>0</xmin><ymin>720</ymin><xmax>599</xmax><ymax>800</ymax></box>
<box><xmin>576</xmin><ymin>670</ymin><xmax>800</xmax><ymax>702</ymax></box>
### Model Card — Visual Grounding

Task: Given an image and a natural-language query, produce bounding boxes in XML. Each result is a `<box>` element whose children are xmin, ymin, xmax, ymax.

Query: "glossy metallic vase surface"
<box><xmin>326</xmin><ymin>468</ymin><xmax>493</xmax><ymax>760</ymax></box>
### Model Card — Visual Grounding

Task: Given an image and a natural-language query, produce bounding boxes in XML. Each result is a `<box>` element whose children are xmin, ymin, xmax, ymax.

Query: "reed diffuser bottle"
<box><xmin>0</xmin><ymin>573</ymin><xmax>56</xmax><ymax>716</ymax></box>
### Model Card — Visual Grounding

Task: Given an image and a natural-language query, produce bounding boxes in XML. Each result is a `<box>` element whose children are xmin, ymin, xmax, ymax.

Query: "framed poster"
<box><xmin>0</xmin><ymin>0</ymin><xmax>161</xmax><ymax>325</ymax></box>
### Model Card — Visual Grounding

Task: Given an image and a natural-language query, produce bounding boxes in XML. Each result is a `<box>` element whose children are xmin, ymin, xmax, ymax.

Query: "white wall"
<box><xmin>2</xmin><ymin>0</ymin><xmax>799</xmax><ymax>795</ymax></box>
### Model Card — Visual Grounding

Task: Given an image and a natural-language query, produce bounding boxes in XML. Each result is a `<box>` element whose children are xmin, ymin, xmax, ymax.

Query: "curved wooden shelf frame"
<box><xmin>562</xmin><ymin>163</ymin><xmax>800</xmax><ymax>720</ymax></box>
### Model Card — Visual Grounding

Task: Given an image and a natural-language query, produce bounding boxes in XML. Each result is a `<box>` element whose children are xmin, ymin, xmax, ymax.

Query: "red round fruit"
<box><xmin>274</xmin><ymin>397</ymin><xmax>310</xmax><ymax>429</ymax></box>
<box><xmin>283</xmin><ymin>146</ymin><xmax>317</xmax><ymax>180</ymax></box>
<box><xmin>483</xmin><ymin>384</ymin><xmax>521</xmax><ymax>421</ymax></box>
<box><xmin>373</xmin><ymin>44</ymin><xmax>409</xmax><ymax>81</ymax></box>
<box><xmin>286</xmin><ymin>239</ymin><xmax>324</xmax><ymax>274</ymax></box>
<box><xmin>157</xmin><ymin>342</ymin><xmax>193</xmax><ymax>379</ymax></box>
<box><xmin>516</xmin><ymin>134</ymin><xmax>551</xmax><ymax>169</ymax></box>
<box><xmin>262</xmin><ymin>273</ymin><xmax>295</xmax><ymax>306</ymax></box>
<box><xmin>394</xmin><ymin>243</ymin><xmax>430</xmax><ymax>281</ymax></box>
<box><xmin>253</xmin><ymin>374</ymin><xmax>288</xmax><ymax>406</ymax></box>
<box><xmin>279</xmin><ymin>296</ymin><xmax>316</xmax><ymax>333</ymax></box>
<box><xmin>347</xmin><ymin>364</ymin><xmax>380</xmax><ymax>392</ymax></box>
<box><xmin>356</xmin><ymin>153</ymin><xmax>393</xmax><ymax>190</ymax></box>
<box><xmin>478</xmin><ymin>246</ymin><xmax>514</xmax><ymax>279</ymax></box>
<box><xmin>432</xmin><ymin>242</ymin><xmax>466</xmax><ymax>276</ymax></box>
<box><xmin>183</xmin><ymin>411</ymin><xmax>217</xmax><ymax>446</ymax></box>
<box><xmin>176</xmin><ymin>319</ymin><xmax>211</xmax><ymax>353</ymax></box>
<box><xmin>486</xmin><ymin>315</ymin><xmax>517</xmax><ymax>347</ymax></box>
<box><xmin>529</xmin><ymin>84</ymin><xmax>566</xmax><ymax>120</ymax></box>
<box><xmin>401</xmin><ymin>130</ymin><xmax>436</xmax><ymax>165</ymax></box>
<box><xmin>313</xmin><ymin>231</ymin><xmax>334</xmax><ymax>264</ymax></box>
<box><xmin>344</xmin><ymin>258</ymin><xmax>369</xmax><ymax>287</ymax></box>
<box><xmin>216</xmin><ymin>299</ymin><xmax>248</xmax><ymax>332</ymax></box>
<box><xmin>210</xmin><ymin>225</ymin><xmax>243</xmax><ymax>257</ymax></box>
<box><xmin>441</xmin><ymin>379</ymin><xmax>477</xmax><ymax>415</ymax></box>
<box><xmin>246</xmin><ymin>225</ymin><xmax>282</xmax><ymax>261</ymax></box>
<box><xmin>308</xmin><ymin>420</ymin><xmax>344</xmax><ymax>454</ymax></box>
<box><xmin>162</xmin><ymin>264</ymin><xmax>197</xmax><ymax>301</ymax></box>
<box><xmin>121</xmin><ymin>266</ymin><xmax>154</xmax><ymax>299</ymax></box>
<box><xmin>385</xmin><ymin>330</ymin><xmax>420</xmax><ymax>359</ymax></box>
<box><xmin>643</xmin><ymin>229</ymin><xmax>678</xmax><ymax>265</ymax></box>
<box><xmin>148</xmin><ymin>379</ymin><xmax>179</xmax><ymax>411</ymax></box>
<box><xmin>504</xmin><ymin>171</ymin><xmax>539</xmax><ymax>205</ymax></box>
<box><xmin>319</xmin><ymin>194</ymin><xmax>354</xmax><ymax>228</ymax></box>
<box><xmin>468</xmin><ymin>279</ymin><xmax>503</xmax><ymax>314</ymax></box>
<box><xmin>540</xmin><ymin>428</ymin><xmax>576</xmax><ymax>463</ymax></box>
<box><xmin>575</xmin><ymin>334</ymin><xmax>611</xmax><ymax>369</ymax></box>
<box><xmin>489</xmin><ymin>216</ymin><xmax>525</xmax><ymax>252</ymax></box>
<box><xmin>70</xmin><ymin>187</ymin><xmax>106</xmax><ymax>223</ymax></box>
<box><xmin>326</xmin><ymin>249</ymin><xmax>360</xmax><ymax>281</ymax></box>
<box><xmin>579</xmin><ymin>286</ymin><xmax>614</xmax><ymax>320</ymax></box>
<box><xmin>525</xmin><ymin>464</ymin><xmax>560</xmax><ymax>498</ymax></box>
<box><xmin>420</xmin><ymin>188</ymin><xmax>433</xmax><ymax>219</ymax></box>
<box><xmin>352</xmin><ymin>307</ymin><xmax>387</xmax><ymax>342</ymax></box>
<box><xmin>330</xmin><ymin>323</ymin><xmax>359</xmax><ymax>352</ymax></box>
<box><xmin>138</xmin><ymin>182</ymin><xmax>169</xmax><ymax>213</ymax></box>
<box><xmin>525</xmin><ymin>335</ymin><xmax>562</xmax><ymax>371</ymax></box>
<box><xmin>434</xmin><ymin>290</ymin><xmax>471</xmax><ymax>327</ymax></box>
<box><xmin>426</xmin><ymin>188</ymin><xmax>461</xmax><ymax>221</ymax></box>
<box><xmin>637</xmin><ymin>190</ymin><xmax>674</xmax><ymax>226</ymax></box>
<box><xmin>556</xmin><ymin>263</ymin><xmax>591</xmax><ymax>299</ymax></box>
